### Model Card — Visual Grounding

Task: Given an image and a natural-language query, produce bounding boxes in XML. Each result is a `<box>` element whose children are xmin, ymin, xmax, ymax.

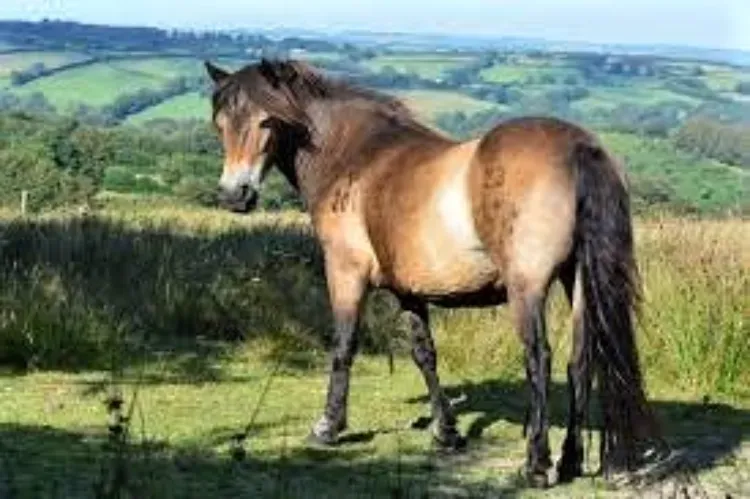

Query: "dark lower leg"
<box><xmin>558</xmin><ymin>358</ymin><xmax>590</xmax><ymax>481</ymax></box>
<box><xmin>402</xmin><ymin>298</ymin><xmax>463</xmax><ymax>448</ymax></box>
<box><xmin>516</xmin><ymin>295</ymin><xmax>552</xmax><ymax>483</ymax></box>
<box><xmin>310</xmin><ymin>313</ymin><xmax>358</xmax><ymax>444</ymax></box>
<box><xmin>558</xmin><ymin>267</ymin><xmax>591</xmax><ymax>482</ymax></box>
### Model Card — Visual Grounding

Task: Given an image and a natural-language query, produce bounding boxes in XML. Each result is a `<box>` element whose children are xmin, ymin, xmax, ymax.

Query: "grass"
<box><xmin>106</xmin><ymin>57</ymin><xmax>203</xmax><ymax>79</ymax></box>
<box><xmin>0</xmin><ymin>51</ymin><xmax>89</xmax><ymax>78</ymax></box>
<box><xmin>127</xmin><ymin>91</ymin><xmax>210</xmax><ymax>123</ymax></box>
<box><xmin>394</xmin><ymin>89</ymin><xmax>499</xmax><ymax>119</ymax></box>
<box><xmin>11</xmin><ymin>59</ymin><xmax>192</xmax><ymax>110</ymax></box>
<box><xmin>479</xmin><ymin>62</ymin><xmax>581</xmax><ymax>84</ymax></box>
<box><xmin>0</xmin><ymin>203</ymin><xmax>748</xmax><ymax>497</ymax></box>
<box><xmin>574</xmin><ymin>85</ymin><xmax>700</xmax><ymax>112</ymax></box>
<box><xmin>364</xmin><ymin>55</ymin><xmax>475</xmax><ymax>79</ymax></box>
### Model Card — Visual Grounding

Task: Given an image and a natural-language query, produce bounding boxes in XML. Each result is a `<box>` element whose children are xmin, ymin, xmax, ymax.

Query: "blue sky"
<box><xmin>2</xmin><ymin>0</ymin><xmax>749</xmax><ymax>51</ymax></box>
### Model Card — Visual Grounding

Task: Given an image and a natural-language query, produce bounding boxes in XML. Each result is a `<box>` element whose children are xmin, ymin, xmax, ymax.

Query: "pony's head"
<box><xmin>205</xmin><ymin>59</ymin><xmax>316</xmax><ymax>212</ymax></box>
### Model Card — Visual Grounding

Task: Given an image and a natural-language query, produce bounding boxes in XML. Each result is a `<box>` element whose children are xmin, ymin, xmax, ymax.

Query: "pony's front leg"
<box><xmin>308</xmin><ymin>258</ymin><xmax>368</xmax><ymax>446</ymax></box>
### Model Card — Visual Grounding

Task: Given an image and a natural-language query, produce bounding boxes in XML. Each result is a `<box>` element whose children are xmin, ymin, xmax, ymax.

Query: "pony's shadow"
<box><xmin>405</xmin><ymin>378</ymin><xmax>750</xmax><ymax>479</ymax></box>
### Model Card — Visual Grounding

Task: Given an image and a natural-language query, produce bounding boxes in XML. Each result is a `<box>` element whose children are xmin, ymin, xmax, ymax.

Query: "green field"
<box><xmin>365</xmin><ymin>54</ymin><xmax>475</xmax><ymax>79</ymax></box>
<box><xmin>3</xmin><ymin>47</ymin><xmax>749</xmax><ymax>132</ymax></box>
<box><xmin>12</xmin><ymin>60</ymin><xmax>186</xmax><ymax>110</ymax></box>
<box><xmin>0</xmin><ymin>51</ymin><xmax>89</xmax><ymax>78</ymax></box>
<box><xmin>128</xmin><ymin>91</ymin><xmax>210</xmax><ymax>123</ymax></box>
<box><xmin>106</xmin><ymin>57</ymin><xmax>203</xmax><ymax>79</ymax></box>
<box><xmin>694</xmin><ymin>64</ymin><xmax>750</xmax><ymax>93</ymax></box>
<box><xmin>395</xmin><ymin>89</ymin><xmax>499</xmax><ymax>118</ymax></box>
<box><xmin>480</xmin><ymin>61</ymin><xmax>582</xmax><ymax>84</ymax></box>
<box><xmin>0</xmin><ymin>207</ymin><xmax>747</xmax><ymax>497</ymax></box>
<box><xmin>0</xmin><ymin>51</ymin><xmax>90</xmax><ymax>90</ymax></box>
<box><xmin>574</xmin><ymin>85</ymin><xmax>701</xmax><ymax>112</ymax></box>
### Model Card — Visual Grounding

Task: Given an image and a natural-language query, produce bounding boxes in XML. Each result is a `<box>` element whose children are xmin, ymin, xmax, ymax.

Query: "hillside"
<box><xmin>0</xmin><ymin>20</ymin><xmax>748</xmax><ymax>215</ymax></box>
<box><xmin>0</xmin><ymin>19</ymin><xmax>749</xmax><ymax>499</ymax></box>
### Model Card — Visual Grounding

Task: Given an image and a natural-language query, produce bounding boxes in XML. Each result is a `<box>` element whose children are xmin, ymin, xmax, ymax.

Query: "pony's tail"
<box><xmin>573</xmin><ymin>142</ymin><xmax>662</xmax><ymax>475</ymax></box>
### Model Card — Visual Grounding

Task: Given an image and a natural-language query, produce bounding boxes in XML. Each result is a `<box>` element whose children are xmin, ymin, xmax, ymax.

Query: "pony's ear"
<box><xmin>258</xmin><ymin>58</ymin><xmax>282</xmax><ymax>87</ymax></box>
<box><xmin>204</xmin><ymin>61</ymin><xmax>230</xmax><ymax>84</ymax></box>
<box><xmin>258</xmin><ymin>58</ymin><xmax>302</xmax><ymax>88</ymax></box>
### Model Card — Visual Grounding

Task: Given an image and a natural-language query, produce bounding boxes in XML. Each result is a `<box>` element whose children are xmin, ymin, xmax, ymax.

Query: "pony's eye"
<box><xmin>259</xmin><ymin>117</ymin><xmax>275</xmax><ymax>129</ymax></box>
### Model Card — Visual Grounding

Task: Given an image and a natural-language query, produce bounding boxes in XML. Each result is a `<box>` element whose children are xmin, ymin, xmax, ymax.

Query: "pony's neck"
<box><xmin>287</xmin><ymin>98</ymin><xmax>452</xmax><ymax>209</ymax></box>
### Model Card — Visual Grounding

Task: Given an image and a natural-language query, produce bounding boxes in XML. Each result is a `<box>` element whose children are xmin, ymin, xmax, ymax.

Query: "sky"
<box><xmin>2</xmin><ymin>0</ymin><xmax>749</xmax><ymax>52</ymax></box>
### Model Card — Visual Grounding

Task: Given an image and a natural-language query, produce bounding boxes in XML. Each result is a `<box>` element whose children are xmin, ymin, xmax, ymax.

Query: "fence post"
<box><xmin>21</xmin><ymin>190</ymin><xmax>28</xmax><ymax>215</ymax></box>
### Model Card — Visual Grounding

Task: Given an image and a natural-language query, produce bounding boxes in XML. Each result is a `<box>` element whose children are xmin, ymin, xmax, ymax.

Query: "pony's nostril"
<box><xmin>240</xmin><ymin>184</ymin><xmax>250</xmax><ymax>198</ymax></box>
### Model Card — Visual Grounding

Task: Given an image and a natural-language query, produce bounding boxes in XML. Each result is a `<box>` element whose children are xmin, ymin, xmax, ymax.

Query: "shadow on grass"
<box><xmin>0</xmin><ymin>423</ymin><xmax>525</xmax><ymax>498</ymax></box>
<box><xmin>406</xmin><ymin>378</ymin><xmax>750</xmax><ymax>488</ymax></box>
<box><xmin>0</xmin><ymin>214</ymin><xmax>404</xmax><ymax>378</ymax></box>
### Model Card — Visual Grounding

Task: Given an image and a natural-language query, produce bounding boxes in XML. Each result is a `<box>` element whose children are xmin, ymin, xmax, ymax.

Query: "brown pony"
<box><xmin>204</xmin><ymin>58</ymin><xmax>663</xmax><ymax>487</ymax></box>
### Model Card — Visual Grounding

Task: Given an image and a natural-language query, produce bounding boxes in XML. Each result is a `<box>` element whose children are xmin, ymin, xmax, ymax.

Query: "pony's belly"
<box><xmin>398</xmin><ymin>245</ymin><xmax>499</xmax><ymax>296</ymax></box>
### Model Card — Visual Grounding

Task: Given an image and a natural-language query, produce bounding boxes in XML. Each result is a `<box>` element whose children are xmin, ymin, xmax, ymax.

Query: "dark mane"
<box><xmin>211</xmin><ymin>59</ymin><xmax>437</xmax><ymax>136</ymax></box>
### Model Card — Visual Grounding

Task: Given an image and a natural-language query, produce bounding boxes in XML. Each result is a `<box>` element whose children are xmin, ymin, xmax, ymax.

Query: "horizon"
<box><xmin>1</xmin><ymin>0</ymin><xmax>748</xmax><ymax>53</ymax></box>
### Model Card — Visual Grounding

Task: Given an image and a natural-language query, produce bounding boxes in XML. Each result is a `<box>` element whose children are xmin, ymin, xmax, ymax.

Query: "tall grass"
<box><xmin>0</xmin><ymin>204</ymin><xmax>747</xmax><ymax>398</ymax></box>
<box><xmin>434</xmin><ymin>216</ymin><xmax>749</xmax><ymax>398</ymax></box>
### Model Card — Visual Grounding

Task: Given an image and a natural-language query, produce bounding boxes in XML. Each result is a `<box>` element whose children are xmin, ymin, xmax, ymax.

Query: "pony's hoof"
<box><xmin>305</xmin><ymin>430</ymin><xmax>338</xmax><ymax>447</ymax></box>
<box><xmin>336</xmin><ymin>419</ymin><xmax>348</xmax><ymax>434</ymax></box>
<box><xmin>556</xmin><ymin>458</ymin><xmax>583</xmax><ymax>483</ymax></box>
<box><xmin>433</xmin><ymin>430</ymin><xmax>467</xmax><ymax>453</ymax></box>
<box><xmin>306</xmin><ymin>416</ymin><xmax>346</xmax><ymax>447</ymax></box>
<box><xmin>525</xmin><ymin>470</ymin><xmax>550</xmax><ymax>489</ymax></box>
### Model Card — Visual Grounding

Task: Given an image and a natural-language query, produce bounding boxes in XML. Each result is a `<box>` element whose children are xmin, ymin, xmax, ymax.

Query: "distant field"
<box><xmin>394</xmin><ymin>89</ymin><xmax>499</xmax><ymax>118</ymax></box>
<box><xmin>291</xmin><ymin>51</ymin><xmax>342</xmax><ymax>63</ymax></box>
<box><xmin>365</xmin><ymin>54</ymin><xmax>475</xmax><ymax>79</ymax></box>
<box><xmin>660</xmin><ymin>62</ymin><xmax>750</xmax><ymax>94</ymax></box>
<box><xmin>12</xmin><ymin>59</ymin><xmax>187</xmax><ymax>110</ymax></box>
<box><xmin>575</xmin><ymin>85</ymin><xmax>701</xmax><ymax>111</ymax></box>
<box><xmin>480</xmin><ymin>62</ymin><xmax>582</xmax><ymax>84</ymax></box>
<box><xmin>0</xmin><ymin>51</ymin><xmax>89</xmax><ymax>78</ymax></box>
<box><xmin>127</xmin><ymin>91</ymin><xmax>209</xmax><ymax>123</ymax></box>
<box><xmin>699</xmin><ymin>65</ymin><xmax>750</xmax><ymax>93</ymax></box>
<box><xmin>106</xmin><ymin>57</ymin><xmax>203</xmax><ymax>79</ymax></box>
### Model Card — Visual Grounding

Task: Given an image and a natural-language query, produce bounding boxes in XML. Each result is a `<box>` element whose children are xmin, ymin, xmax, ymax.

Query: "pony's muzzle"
<box><xmin>217</xmin><ymin>183</ymin><xmax>258</xmax><ymax>213</ymax></box>
<box><xmin>218</xmin><ymin>167</ymin><xmax>260</xmax><ymax>213</ymax></box>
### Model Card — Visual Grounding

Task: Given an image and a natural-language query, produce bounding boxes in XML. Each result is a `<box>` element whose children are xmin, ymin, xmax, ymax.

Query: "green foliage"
<box><xmin>0</xmin><ymin>148</ymin><xmax>95</xmax><ymax>211</ymax></box>
<box><xmin>602</xmin><ymin>132</ymin><xmax>748</xmax><ymax>214</ymax></box>
<box><xmin>103</xmin><ymin>167</ymin><xmax>169</xmax><ymax>195</ymax></box>
<box><xmin>0</xmin><ymin>112</ymin><xmax>235</xmax><ymax>211</ymax></box>
<box><xmin>674</xmin><ymin>118</ymin><xmax>750</xmax><ymax>168</ymax></box>
<box><xmin>0</xmin><ymin>91</ymin><xmax>57</xmax><ymax>115</ymax></box>
<box><xmin>173</xmin><ymin>176</ymin><xmax>217</xmax><ymax>206</ymax></box>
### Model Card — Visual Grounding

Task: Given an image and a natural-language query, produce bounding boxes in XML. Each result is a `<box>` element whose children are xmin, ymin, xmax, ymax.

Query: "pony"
<box><xmin>203</xmin><ymin>58</ymin><xmax>662</xmax><ymax>487</ymax></box>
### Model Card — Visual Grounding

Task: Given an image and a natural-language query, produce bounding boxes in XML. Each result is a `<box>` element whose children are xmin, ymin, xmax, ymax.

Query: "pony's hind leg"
<box><xmin>509</xmin><ymin>284</ymin><xmax>552</xmax><ymax>487</ymax></box>
<box><xmin>557</xmin><ymin>262</ymin><xmax>592</xmax><ymax>483</ymax></box>
<box><xmin>401</xmin><ymin>297</ymin><xmax>465</xmax><ymax>450</ymax></box>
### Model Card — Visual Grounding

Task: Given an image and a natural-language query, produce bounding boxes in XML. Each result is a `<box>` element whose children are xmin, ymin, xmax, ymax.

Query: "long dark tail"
<box><xmin>573</xmin><ymin>142</ymin><xmax>662</xmax><ymax>474</ymax></box>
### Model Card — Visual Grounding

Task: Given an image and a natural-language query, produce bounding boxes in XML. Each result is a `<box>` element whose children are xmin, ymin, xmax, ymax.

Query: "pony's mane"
<box><xmin>211</xmin><ymin>59</ymin><xmax>432</xmax><ymax>134</ymax></box>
